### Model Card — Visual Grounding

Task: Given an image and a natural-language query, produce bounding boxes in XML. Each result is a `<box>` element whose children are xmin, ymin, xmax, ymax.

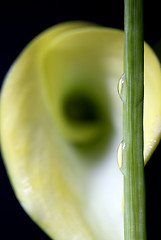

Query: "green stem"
<box><xmin>123</xmin><ymin>0</ymin><xmax>146</xmax><ymax>239</ymax></box>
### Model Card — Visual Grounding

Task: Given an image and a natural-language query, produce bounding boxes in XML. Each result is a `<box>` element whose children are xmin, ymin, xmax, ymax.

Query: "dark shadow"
<box><xmin>145</xmin><ymin>141</ymin><xmax>161</xmax><ymax>239</ymax></box>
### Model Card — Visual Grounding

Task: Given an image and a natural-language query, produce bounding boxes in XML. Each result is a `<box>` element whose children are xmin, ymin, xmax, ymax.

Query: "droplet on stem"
<box><xmin>118</xmin><ymin>73</ymin><xmax>127</xmax><ymax>102</ymax></box>
<box><xmin>117</xmin><ymin>140</ymin><xmax>126</xmax><ymax>174</ymax></box>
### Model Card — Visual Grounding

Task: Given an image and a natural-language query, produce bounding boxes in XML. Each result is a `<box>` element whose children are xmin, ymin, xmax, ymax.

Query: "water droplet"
<box><xmin>117</xmin><ymin>140</ymin><xmax>126</xmax><ymax>174</ymax></box>
<box><xmin>118</xmin><ymin>73</ymin><xmax>127</xmax><ymax>102</ymax></box>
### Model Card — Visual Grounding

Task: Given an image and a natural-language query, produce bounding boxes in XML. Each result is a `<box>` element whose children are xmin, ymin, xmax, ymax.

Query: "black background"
<box><xmin>0</xmin><ymin>1</ymin><xmax>161</xmax><ymax>239</ymax></box>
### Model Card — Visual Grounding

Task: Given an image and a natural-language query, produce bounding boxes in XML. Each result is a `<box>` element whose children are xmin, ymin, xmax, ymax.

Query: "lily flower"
<box><xmin>0</xmin><ymin>22</ymin><xmax>160</xmax><ymax>240</ymax></box>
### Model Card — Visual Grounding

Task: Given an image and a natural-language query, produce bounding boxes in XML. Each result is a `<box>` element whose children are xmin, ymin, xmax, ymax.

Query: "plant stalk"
<box><xmin>123</xmin><ymin>0</ymin><xmax>146</xmax><ymax>239</ymax></box>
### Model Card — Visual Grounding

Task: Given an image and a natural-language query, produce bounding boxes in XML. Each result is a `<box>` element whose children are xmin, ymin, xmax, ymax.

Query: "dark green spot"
<box><xmin>63</xmin><ymin>94</ymin><xmax>100</xmax><ymax>123</ymax></box>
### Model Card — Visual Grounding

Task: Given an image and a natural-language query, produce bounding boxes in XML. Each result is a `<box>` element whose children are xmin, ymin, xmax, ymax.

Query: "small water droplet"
<box><xmin>118</xmin><ymin>73</ymin><xmax>127</xmax><ymax>102</ymax></box>
<box><xmin>117</xmin><ymin>140</ymin><xmax>126</xmax><ymax>174</ymax></box>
